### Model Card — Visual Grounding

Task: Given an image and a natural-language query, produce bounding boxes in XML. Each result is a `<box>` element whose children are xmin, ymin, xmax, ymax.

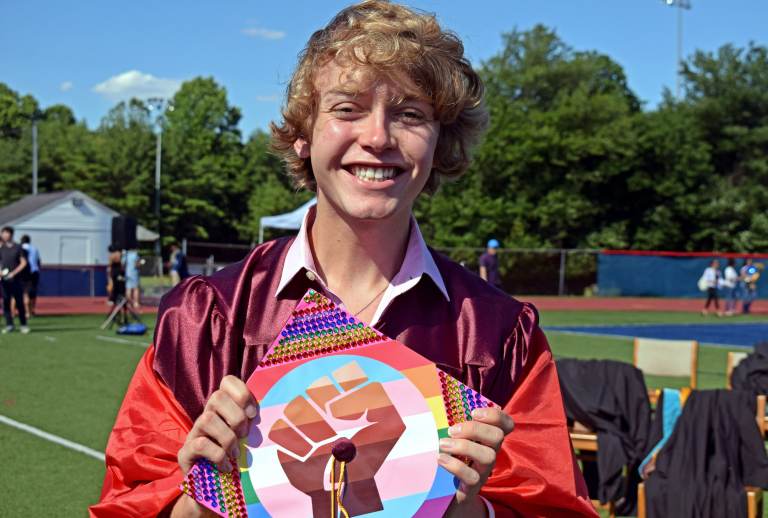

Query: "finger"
<box><xmin>439</xmin><ymin>437</ymin><xmax>496</xmax><ymax>468</ymax></box>
<box><xmin>471</xmin><ymin>407</ymin><xmax>514</xmax><ymax>435</ymax></box>
<box><xmin>330</xmin><ymin>382</ymin><xmax>393</xmax><ymax>421</ymax></box>
<box><xmin>179</xmin><ymin>435</ymin><xmax>232</xmax><ymax>475</ymax></box>
<box><xmin>448</xmin><ymin>420</ymin><xmax>506</xmax><ymax>450</ymax></box>
<box><xmin>207</xmin><ymin>390</ymin><xmax>250</xmax><ymax>439</ymax></box>
<box><xmin>285</xmin><ymin>396</ymin><xmax>336</xmax><ymax>442</ymax></box>
<box><xmin>306</xmin><ymin>375</ymin><xmax>341</xmax><ymax>409</ymax></box>
<box><xmin>269</xmin><ymin>418</ymin><xmax>313</xmax><ymax>457</ymax></box>
<box><xmin>193</xmin><ymin>410</ymin><xmax>240</xmax><ymax>459</ymax></box>
<box><xmin>219</xmin><ymin>375</ymin><xmax>259</xmax><ymax>419</ymax></box>
<box><xmin>437</xmin><ymin>452</ymin><xmax>481</xmax><ymax>489</ymax></box>
<box><xmin>332</xmin><ymin>361</ymin><xmax>368</xmax><ymax>390</ymax></box>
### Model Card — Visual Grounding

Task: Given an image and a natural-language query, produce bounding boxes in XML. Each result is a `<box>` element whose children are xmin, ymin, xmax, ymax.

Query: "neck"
<box><xmin>309</xmin><ymin>195</ymin><xmax>411</xmax><ymax>308</ymax></box>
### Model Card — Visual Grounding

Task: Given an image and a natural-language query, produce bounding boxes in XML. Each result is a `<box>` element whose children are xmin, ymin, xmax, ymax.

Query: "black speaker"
<box><xmin>111</xmin><ymin>215</ymin><xmax>138</xmax><ymax>250</ymax></box>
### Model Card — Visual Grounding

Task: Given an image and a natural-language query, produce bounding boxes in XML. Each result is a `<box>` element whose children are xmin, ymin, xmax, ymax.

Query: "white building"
<box><xmin>0</xmin><ymin>190</ymin><xmax>157</xmax><ymax>265</ymax></box>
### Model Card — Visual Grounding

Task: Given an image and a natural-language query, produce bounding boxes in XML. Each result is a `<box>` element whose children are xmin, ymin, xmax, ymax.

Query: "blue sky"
<box><xmin>2</xmin><ymin>1</ymin><xmax>766</xmax><ymax>138</ymax></box>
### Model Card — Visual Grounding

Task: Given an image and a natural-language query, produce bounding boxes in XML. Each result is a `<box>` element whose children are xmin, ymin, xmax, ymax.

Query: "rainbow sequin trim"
<box><xmin>181</xmin><ymin>458</ymin><xmax>247</xmax><ymax>517</ymax></box>
<box><xmin>259</xmin><ymin>290</ymin><xmax>385</xmax><ymax>367</ymax></box>
<box><xmin>438</xmin><ymin>370</ymin><xmax>496</xmax><ymax>427</ymax></box>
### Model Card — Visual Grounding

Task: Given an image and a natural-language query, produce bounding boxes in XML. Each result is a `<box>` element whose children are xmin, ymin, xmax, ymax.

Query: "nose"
<box><xmin>357</xmin><ymin>109</ymin><xmax>395</xmax><ymax>152</ymax></box>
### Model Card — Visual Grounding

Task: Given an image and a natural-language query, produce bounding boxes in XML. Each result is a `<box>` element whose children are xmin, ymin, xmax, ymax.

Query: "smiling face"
<box><xmin>293</xmin><ymin>62</ymin><xmax>440</xmax><ymax>223</ymax></box>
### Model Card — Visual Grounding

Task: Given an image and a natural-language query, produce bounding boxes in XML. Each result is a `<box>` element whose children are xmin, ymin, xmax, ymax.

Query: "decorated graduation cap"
<box><xmin>182</xmin><ymin>289</ymin><xmax>496</xmax><ymax>517</ymax></box>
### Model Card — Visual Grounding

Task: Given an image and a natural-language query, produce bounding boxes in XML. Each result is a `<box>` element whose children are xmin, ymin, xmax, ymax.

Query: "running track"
<box><xmin>546</xmin><ymin>322</ymin><xmax>768</xmax><ymax>348</ymax></box>
<box><xmin>34</xmin><ymin>296</ymin><xmax>766</xmax><ymax>315</ymax></box>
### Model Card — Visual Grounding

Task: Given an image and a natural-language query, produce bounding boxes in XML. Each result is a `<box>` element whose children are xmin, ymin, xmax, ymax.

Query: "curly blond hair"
<box><xmin>270</xmin><ymin>0</ymin><xmax>487</xmax><ymax>194</ymax></box>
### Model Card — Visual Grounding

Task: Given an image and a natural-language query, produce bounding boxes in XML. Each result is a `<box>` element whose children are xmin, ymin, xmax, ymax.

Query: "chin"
<box><xmin>340</xmin><ymin>199</ymin><xmax>404</xmax><ymax>222</ymax></box>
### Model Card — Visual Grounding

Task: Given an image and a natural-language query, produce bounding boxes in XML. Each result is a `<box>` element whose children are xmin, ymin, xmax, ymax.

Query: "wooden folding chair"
<box><xmin>566</xmin><ymin>392</ymin><xmax>617</xmax><ymax>516</ymax></box>
<box><xmin>637</xmin><ymin>394</ymin><xmax>766</xmax><ymax>518</ymax></box>
<box><xmin>569</xmin><ymin>427</ymin><xmax>617</xmax><ymax>517</ymax></box>
<box><xmin>638</xmin><ymin>479</ymin><xmax>763</xmax><ymax>517</ymax></box>
<box><xmin>633</xmin><ymin>338</ymin><xmax>698</xmax><ymax>404</ymax></box>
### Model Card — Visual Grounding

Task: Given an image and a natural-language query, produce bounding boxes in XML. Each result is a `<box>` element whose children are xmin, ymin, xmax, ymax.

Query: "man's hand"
<box><xmin>438</xmin><ymin>407</ymin><xmax>514</xmax><ymax>517</ymax></box>
<box><xmin>171</xmin><ymin>375</ymin><xmax>258</xmax><ymax>517</ymax></box>
<box><xmin>177</xmin><ymin>375</ymin><xmax>258</xmax><ymax>475</ymax></box>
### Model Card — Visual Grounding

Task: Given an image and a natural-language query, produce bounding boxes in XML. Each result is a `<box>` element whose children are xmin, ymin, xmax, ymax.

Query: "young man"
<box><xmin>0</xmin><ymin>226</ymin><xmax>29</xmax><ymax>334</ymax></box>
<box><xmin>124</xmin><ymin>249</ymin><xmax>141</xmax><ymax>308</ymax></box>
<box><xmin>168</xmin><ymin>243</ymin><xmax>189</xmax><ymax>286</ymax></box>
<box><xmin>479</xmin><ymin>238</ymin><xmax>502</xmax><ymax>290</ymax></box>
<box><xmin>93</xmin><ymin>2</ymin><xmax>596</xmax><ymax>517</ymax></box>
<box><xmin>20</xmin><ymin>234</ymin><xmax>41</xmax><ymax>318</ymax></box>
<box><xmin>700</xmin><ymin>259</ymin><xmax>722</xmax><ymax>317</ymax></box>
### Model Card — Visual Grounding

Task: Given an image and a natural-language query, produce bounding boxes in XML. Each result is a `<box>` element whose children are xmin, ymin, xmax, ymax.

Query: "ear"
<box><xmin>293</xmin><ymin>138</ymin><xmax>310</xmax><ymax>159</ymax></box>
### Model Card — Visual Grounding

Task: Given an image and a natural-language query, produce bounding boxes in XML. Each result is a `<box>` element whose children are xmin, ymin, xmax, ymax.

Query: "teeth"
<box><xmin>350</xmin><ymin>166</ymin><xmax>397</xmax><ymax>182</ymax></box>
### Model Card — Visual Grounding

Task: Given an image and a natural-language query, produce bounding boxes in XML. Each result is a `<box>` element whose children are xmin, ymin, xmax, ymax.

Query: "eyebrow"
<box><xmin>321</xmin><ymin>89</ymin><xmax>431</xmax><ymax>106</ymax></box>
<box><xmin>322</xmin><ymin>88</ymin><xmax>362</xmax><ymax>99</ymax></box>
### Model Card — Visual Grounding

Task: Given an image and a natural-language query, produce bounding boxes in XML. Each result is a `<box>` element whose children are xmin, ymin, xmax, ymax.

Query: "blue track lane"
<box><xmin>545</xmin><ymin>323</ymin><xmax>768</xmax><ymax>348</ymax></box>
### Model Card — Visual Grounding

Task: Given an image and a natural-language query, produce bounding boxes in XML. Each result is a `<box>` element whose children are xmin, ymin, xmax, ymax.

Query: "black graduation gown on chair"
<box><xmin>556</xmin><ymin>359</ymin><xmax>651</xmax><ymax>515</ymax></box>
<box><xmin>645</xmin><ymin>389</ymin><xmax>768</xmax><ymax>518</ymax></box>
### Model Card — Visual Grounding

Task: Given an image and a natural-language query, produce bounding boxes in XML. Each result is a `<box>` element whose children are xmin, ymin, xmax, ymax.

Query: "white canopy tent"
<box><xmin>258</xmin><ymin>197</ymin><xmax>317</xmax><ymax>243</ymax></box>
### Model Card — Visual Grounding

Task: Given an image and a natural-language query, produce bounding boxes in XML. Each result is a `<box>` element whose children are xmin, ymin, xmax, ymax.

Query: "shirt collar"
<box><xmin>276</xmin><ymin>205</ymin><xmax>449</xmax><ymax>324</ymax></box>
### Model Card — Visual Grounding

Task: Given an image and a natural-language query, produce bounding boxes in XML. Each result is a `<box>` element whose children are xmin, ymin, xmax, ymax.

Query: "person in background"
<box><xmin>722</xmin><ymin>258</ymin><xmax>739</xmax><ymax>316</ymax></box>
<box><xmin>124</xmin><ymin>249</ymin><xmax>141</xmax><ymax>309</ymax></box>
<box><xmin>20</xmin><ymin>235</ymin><xmax>41</xmax><ymax>318</ymax></box>
<box><xmin>701</xmin><ymin>258</ymin><xmax>723</xmax><ymax>317</ymax></box>
<box><xmin>741</xmin><ymin>258</ymin><xmax>763</xmax><ymax>315</ymax></box>
<box><xmin>478</xmin><ymin>238</ymin><xmax>502</xmax><ymax>290</ymax></box>
<box><xmin>168</xmin><ymin>243</ymin><xmax>189</xmax><ymax>286</ymax></box>
<box><xmin>0</xmin><ymin>226</ymin><xmax>29</xmax><ymax>333</ymax></box>
<box><xmin>106</xmin><ymin>246</ymin><xmax>125</xmax><ymax>306</ymax></box>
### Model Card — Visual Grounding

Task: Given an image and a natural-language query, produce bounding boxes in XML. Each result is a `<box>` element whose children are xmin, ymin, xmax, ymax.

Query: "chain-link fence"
<box><xmin>150</xmin><ymin>241</ymin><xmax>599</xmax><ymax>297</ymax></box>
<box><xmin>437</xmin><ymin>248</ymin><xmax>599</xmax><ymax>296</ymax></box>
<box><xmin>185</xmin><ymin>240</ymin><xmax>252</xmax><ymax>275</ymax></box>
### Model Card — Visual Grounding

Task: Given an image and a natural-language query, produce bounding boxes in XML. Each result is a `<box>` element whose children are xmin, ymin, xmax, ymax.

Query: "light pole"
<box><xmin>31</xmin><ymin>109</ymin><xmax>41</xmax><ymax>195</ymax></box>
<box><xmin>147</xmin><ymin>98</ymin><xmax>173</xmax><ymax>275</ymax></box>
<box><xmin>663</xmin><ymin>0</ymin><xmax>692</xmax><ymax>99</ymax></box>
<box><xmin>32</xmin><ymin>118</ymin><xmax>38</xmax><ymax>195</ymax></box>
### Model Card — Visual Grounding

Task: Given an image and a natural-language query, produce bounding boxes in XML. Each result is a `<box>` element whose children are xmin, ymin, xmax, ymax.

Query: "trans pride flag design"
<box><xmin>182</xmin><ymin>289</ymin><xmax>496</xmax><ymax>517</ymax></box>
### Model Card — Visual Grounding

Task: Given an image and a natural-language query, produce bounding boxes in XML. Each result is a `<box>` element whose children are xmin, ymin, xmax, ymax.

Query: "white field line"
<box><xmin>0</xmin><ymin>414</ymin><xmax>105</xmax><ymax>462</ymax></box>
<box><xmin>96</xmin><ymin>335</ymin><xmax>149</xmax><ymax>347</ymax></box>
<box><xmin>43</xmin><ymin>335</ymin><xmax>58</xmax><ymax>342</ymax></box>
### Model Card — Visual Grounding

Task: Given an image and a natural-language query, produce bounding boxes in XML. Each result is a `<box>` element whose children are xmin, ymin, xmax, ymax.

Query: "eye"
<box><xmin>395</xmin><ymin>109</ymin><xmax>429</xmax><ymax>126</ymax></box>
<box><xmin>329</xmin><ymin>103</ymin><xmax>363</xmax><ymax>119</ymax></box>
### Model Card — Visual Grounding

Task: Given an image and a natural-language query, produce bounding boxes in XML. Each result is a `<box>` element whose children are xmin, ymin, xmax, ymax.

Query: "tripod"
<box><xmin>100</xmin><ymin>295</ymin><xmax>143</xmax><ymax>330</ymax></box>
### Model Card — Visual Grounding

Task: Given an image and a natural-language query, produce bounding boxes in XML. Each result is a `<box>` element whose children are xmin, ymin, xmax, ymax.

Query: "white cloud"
<box><xmin>92</xmin><ymin>70</ymin><xmax>182</xmax><ymax>102</ymax></box>
<box><xmin>60</xmin><ymin>81</ymin><xmax>74</xmax><ymax>92</ymax></box>
<box><xmin>242</xmin><ymin>27</ymin><xmax>285</xmax><ymax>40</ymax></box>
<box><xmin>255</xmin><ymin>95</ymin><xmax>280</xmax><ymax>102</ymax></box>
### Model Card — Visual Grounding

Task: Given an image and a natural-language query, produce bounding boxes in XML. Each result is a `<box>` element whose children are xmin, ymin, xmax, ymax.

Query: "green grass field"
<box><xmin>0</xmin><ymin>310</ymin><xmax>765</xmax><ymax>515</ymax></box>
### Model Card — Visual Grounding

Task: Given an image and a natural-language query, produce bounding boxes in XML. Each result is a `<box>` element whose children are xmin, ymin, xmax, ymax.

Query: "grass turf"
<box><xmin>0</xmin><ymin>310</ymin><xmax>763</xmax><ymax>515</ymax></box>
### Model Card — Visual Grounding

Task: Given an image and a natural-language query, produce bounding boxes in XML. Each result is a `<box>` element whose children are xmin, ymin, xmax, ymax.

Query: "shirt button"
<box><xmin>305</xmin><ymin>271</ymin><xmax>316</xmax><ymax>281</ymax></box>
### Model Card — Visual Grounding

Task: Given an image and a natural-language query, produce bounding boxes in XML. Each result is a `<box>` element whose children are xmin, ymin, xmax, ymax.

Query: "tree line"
<box><xmin>1</xmin><ymin>26</ymin><xmax>766</xmax><ymax>253</ymax></box>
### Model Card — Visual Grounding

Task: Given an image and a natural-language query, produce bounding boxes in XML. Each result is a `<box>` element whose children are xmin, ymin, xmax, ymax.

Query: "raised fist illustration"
<box><xmin>268</xmin><ymin>361</ymin><xmax>406</xmax><ymax>517</ymax></box>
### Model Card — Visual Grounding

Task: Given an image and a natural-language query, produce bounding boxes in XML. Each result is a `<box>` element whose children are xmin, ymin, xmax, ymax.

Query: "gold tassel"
<box><xmin>329</xmin><ymin>457</ymin><xmax>349</xmax><ymax>518</ymax></box>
